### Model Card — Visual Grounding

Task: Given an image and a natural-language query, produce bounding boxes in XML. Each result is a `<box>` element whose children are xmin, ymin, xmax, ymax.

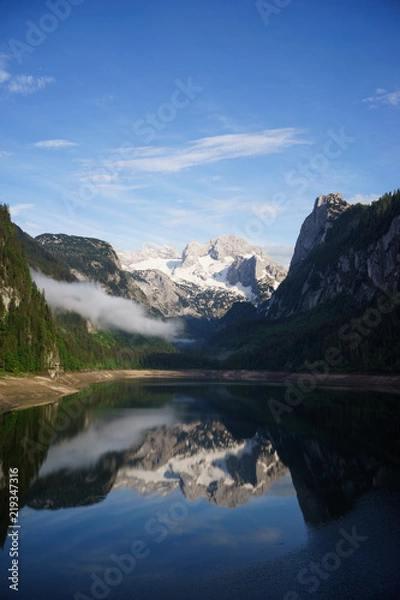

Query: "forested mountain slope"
<box><xmin>0</xmin><ymin>207</ymin><xmax>178</xmax><ymax>374</ymax></box>
<box><xmin>209</xmin><ymin>190</ymin><xmax>400</xmax><ymax>373</ymax></box>
<box><xmin>0</xmin><ymin>205</ymin><xmax>58</xmax><ymax>372</ymax></box>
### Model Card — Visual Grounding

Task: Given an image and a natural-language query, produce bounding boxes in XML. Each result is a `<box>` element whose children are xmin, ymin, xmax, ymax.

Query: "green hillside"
<box><xmin>55</xmin><ymin>311</ymin><xmax>178</xmax><ymax>371</ymax></box>
<box><xmin>3</xmin><ymin>189</ymin><xmax>400</xmax><ymax>376</ymax></box>
<box><xmin>0</xmin><ymin>206</ymin><xmax>179</xmax><ymax>374</ymax></box>
<box><xmin>0</xmin><ymin>205</ymin><xmax>58</xmax><ymax>372</ymax></box>
<box><xmin>211</xmin><ymin>294</ymin><xmax>400</xmax><ymax>372</ymax></box>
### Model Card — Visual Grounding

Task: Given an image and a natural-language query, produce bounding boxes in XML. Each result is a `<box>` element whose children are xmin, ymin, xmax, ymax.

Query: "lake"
<box><xmin>0</xmin><ymin>380</ymin><xmax>399</xmax><ymax>599</ymax></box>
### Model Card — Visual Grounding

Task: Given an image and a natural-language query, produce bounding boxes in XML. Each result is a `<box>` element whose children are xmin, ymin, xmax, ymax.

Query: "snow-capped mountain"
<box><xmin>113</xmin><ymin>421</ymin><xmax>288</xmax><ymax>508</ymax></box>
<box><xmin>116</xmin><ymin>234</ymin><xmax>286</xmax><ymax>318</ymax></box>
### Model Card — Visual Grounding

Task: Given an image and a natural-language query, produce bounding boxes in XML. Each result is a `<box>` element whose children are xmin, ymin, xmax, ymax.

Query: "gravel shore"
<box><xmin>1</xmin><ymin>369</ymin><xmax>400</xmax><ymax>414</ymax></box>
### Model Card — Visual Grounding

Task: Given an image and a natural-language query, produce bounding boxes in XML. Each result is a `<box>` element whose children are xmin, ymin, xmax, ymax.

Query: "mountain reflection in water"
<box><xmin>24</xmin><ymin>420</ymin><xmax>287</xmax><ymax>510</ymax></box>
<box><xmin>0</xmin><ymin>381</ymin><xmax>399</xmax><ymax>599</ymax></box>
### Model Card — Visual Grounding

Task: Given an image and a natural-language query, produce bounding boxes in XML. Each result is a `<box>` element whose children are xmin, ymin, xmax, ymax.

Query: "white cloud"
<box><xmin>33</xmin><ymin>139</ymin><xmax>79</xmax><ymax>149</ymax></box>
<box><xmin>0</xmin><ymin>150</ymin><xmax>11</xmax><ymax>158</ymax></box>
<box><xmin>31</xmin><ymin>271</ymin><xmax>180</xmax><ymax>340</ymax></box>
<box><xmin>0</xmin><ymin>56</ymin><xmax>54</xmax><ymax>95</ymax></box>
<box><xmin>73</xmin><ymin>169</ymin><xmax>149</xmax><ymax>200</ymax></box>
<box><xmin>79</xmin><ymin>172</ymin><xmax>119</xmax><ymax>184</ymax></box>
<box><xmin>9</xmin><ymin>203</ymin><xmax>34</xmax><ymax>216</ymax></box>
<box><xmin>362</xmin><ymin>88</ymin><xmax>400</xmax><ymax>108</ymax></box>
<box><xmin>38</xmin><ymin>407</ymin><xmax>175</xmax><ymax>475</ymax></box>
<box><xmin>8</xmin><ymin>75</ymin><xmax>55</xmax><ymax>95</ymax></box>
<box><xmin>221</xmin><ymin>186</ymin><xmax>242</xmax><ymax>192</ymax></box>
<box><xmin>348</xmin><ymin>193</ymin><xmax>379</xmax><ymax>205</ymax></box>
<box><xmin>117</xmin><ymin>128</ymin><xmax>308</xmax><ymax>174</ymax></box>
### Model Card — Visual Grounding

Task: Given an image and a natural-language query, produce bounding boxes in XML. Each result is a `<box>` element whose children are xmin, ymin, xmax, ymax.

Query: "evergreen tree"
<box><xmin>0</xmin><ymin>205</ymin><xmax>58</xmax><ymax>373</ymax></box>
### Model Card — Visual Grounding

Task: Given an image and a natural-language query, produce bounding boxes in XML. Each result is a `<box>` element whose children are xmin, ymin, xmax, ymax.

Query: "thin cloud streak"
<box><xmin>117</xmin><ymin>128</ymin><xmax>308</xmax><ymax>174</ymax></box>
<box><xmin>33</xmin><ymin>139</ymin><xmax>79</xmax><ymax>149</ymax></box>
<box><xmin>8</xmin><ymin>75</ymin><xmax>55</xmax><ymax>95</ymax></box>
<box><xmin>362</xmin><ymin>88</ymin><xmax>400</xmax><ymax>108</ymax></box>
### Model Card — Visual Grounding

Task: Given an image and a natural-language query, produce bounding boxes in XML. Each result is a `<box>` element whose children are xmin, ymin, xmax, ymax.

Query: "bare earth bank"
<box><xmin>1</xmin><ymin>369</ymin><xmax>400</xmax><ymax>414</ymax></box>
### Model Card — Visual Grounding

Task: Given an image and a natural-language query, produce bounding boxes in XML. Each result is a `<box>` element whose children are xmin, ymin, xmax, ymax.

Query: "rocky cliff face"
<box><xmin>289</xmin><ymin>193</ymin><xmax>350</xmax><ymax>271</ymax></box>
<box><xmin>35</xmin><ymin>233</ymin><xmax>150</xmax><ymax>307</ymax></box>
<box><xmin>267</xmin><ymin>191</ymin><xmax>400</xmax><ymax>319</ymax></box>
<box><xmin>118</xmin><ymin>234</ymin><xmax>286</xmax><ymax>319</ymax></box>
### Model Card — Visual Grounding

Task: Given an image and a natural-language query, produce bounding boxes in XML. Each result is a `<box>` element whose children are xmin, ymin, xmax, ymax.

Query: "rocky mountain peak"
<box><xmin>208</xmin><ymin>234</ymin><xmax>252</xmax><ymax>260</ymax></box>
<box><xmin>181</xmin><ymin>241</ymin><xmax>208</xmax><ymax>267</ymax></box>
<box><xmin>116</xmin><ymin>234</ymin><xmax>287</xmax><ymax>319</ymax></box>
<box><xmin>290</xmin><ymin>192</ymin><xmax>349</xmax><ymax>271</ymax></box>
<box><xmin>314</xmin><ymin>191</ymin><xmax>346</xmax><ymax>210</ymax></box>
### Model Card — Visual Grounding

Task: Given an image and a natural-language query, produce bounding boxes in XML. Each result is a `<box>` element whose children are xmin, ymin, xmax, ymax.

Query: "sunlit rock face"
<box><xmin>289</xmin><ymin>193</ymin><xmax>350</xmax><ymax>271</ymax></box>
<box><xmin>267</xmin><ymin>192</ymin><xmax>400</xmax><ymax>319</ymax></box>
<box><xmin>114</xmin><ymin>422</ymin><xmax>288</xmax><ymax>508</ymax></box>
<box><xmin>117</xmin><ymin>235</ymin><xmax>287</xmax><ymax>318</ymax></box>
<box><xmin>35</xmin><ymin>232</ymin><xmax>287</xmax><ymax>320</ymax></box>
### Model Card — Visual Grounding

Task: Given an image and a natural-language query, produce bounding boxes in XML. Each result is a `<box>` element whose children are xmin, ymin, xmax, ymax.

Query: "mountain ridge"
<box><xmin>209</xmin><ymin>189</ymin><xmax>400</xmax><ymax>372</ymax></box>
<box><xmin>267</xmin><ymin>190</ymin><xmax>400</xmax><ymax>319</ymax></box>
<box><xmin>116</xmin><ymin>233</ymin><xmax>287</xmax><ymax>319</ymax></box>
<box><xmin>2</xmin><ymin>188</ymin><xmax>400</xmax><ymax>375</ymax></box>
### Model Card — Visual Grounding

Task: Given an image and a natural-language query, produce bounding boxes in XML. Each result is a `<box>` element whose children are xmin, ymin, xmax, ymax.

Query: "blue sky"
<box><xmin>0</xmin><ymin>0</ymin><xmax>399</xmax><ymax>265</ymax></box>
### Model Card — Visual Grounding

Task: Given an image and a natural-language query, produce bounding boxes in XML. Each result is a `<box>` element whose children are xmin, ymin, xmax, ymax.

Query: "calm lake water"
<box><xmin>0</xmin><ymin>380</ymin><xmax>399</xmax><ymax>599</ymax></box>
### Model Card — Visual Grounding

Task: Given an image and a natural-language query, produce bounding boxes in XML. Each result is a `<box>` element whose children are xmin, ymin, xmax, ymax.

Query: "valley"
<box><xmin>1</xmin><ymin>189</ymin><xmax>400</xmax><ymax>379</ymax></box>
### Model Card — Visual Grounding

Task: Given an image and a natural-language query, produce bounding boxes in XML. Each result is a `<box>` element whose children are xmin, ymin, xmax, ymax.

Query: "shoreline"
<box><xmin>1</xmin><ymin>369</ymin><xmax>400</xmax><ymax>414</ymax></box>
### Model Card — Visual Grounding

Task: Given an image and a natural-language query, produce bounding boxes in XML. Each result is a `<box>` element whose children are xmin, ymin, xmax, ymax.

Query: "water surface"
<box><xmin>0</xmin><ymin>381</ymin><xmax>399</xmax><ymax>599</ymax></box>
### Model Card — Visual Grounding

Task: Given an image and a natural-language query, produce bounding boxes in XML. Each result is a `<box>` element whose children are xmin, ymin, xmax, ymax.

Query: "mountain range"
<box><xmin>36</xmin><ymin>233</ymin><xmax>286</xmax><ymax>320</ymax></box>
<box><xmin>1</xmin><ymin>188</ymin><xmax>400</xmax><ymax>374</ymax></box>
